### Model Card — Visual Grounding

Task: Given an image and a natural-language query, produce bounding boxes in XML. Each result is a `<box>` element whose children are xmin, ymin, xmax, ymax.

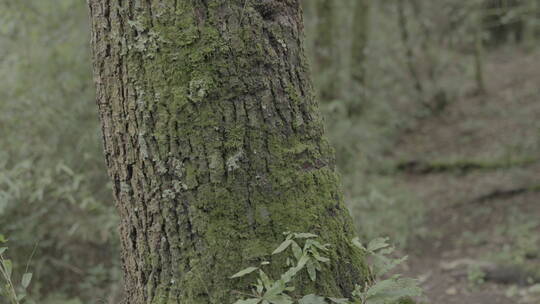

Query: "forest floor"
<box><xmin>393</xmin><ymin>47</ymin><xmax>540</xmax><ymax>304</ymax></box>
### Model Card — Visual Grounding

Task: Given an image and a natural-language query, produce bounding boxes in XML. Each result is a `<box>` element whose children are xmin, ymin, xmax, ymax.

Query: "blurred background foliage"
<box><xmin>0</xmin><ymin>0</ymin><xmax>119</xmax><ymax>303</ymax></box>
<box><xmin>0</xmin><ymin>0</ymin><xmax>539</xmax><ymax>303</ymax></box>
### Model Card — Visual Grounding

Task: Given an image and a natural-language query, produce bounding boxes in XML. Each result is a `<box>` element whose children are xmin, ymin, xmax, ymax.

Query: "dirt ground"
<box><xmin>393</xmin><ymin>48</ymin><xmax>540</xmax><ymax>304</ymax></box>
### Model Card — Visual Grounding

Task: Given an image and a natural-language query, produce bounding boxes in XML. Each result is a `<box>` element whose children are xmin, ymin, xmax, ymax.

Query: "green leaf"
<box><xmin>351</xmin><ymin>237</ymin><xmax>366</xmax><ymax>251</ymax></box>
<box><xmin>367</xmin><ymin>237</ymin><xmax>390</xmax><ymax>252</ymax></box>
<box><xmin>280</xmin><ymin>266</ymin><xmax>298</xmax><ymax>283</ymax></box>
<box><xmin>284</xmin><ymin>286</ymin><xmax>295</xmax><ymax>292</ymax></box>
<box><xmin>313</xmin><ymin>260</ymin><xmax>322</xmax><ymax>271</ymax></box>
<box><xmin>272</xmin><ymin>239</ymin><xmax>293</xmax><ymax>255</ymax></box>
<box><xmin>378</xmin><ymin>247</ymin><xmax>395</xmax><ymax>255</ymax></box>
<box><xmin>22</xmin><ymin>273</ymin><xmax>32</xmax><ymax>289</ymax></box>
<box><xmin>307</xmin><ymin>260</ymin><xmax>317</xmax><ymax>281</ymax></box>
<box><xmin>295</xmin><ymin>254</ymin><xmax>310</xmax><ymax>271</ymax></box>
<box><xmin>309</xmin><ymin>240</ymin><xmax>329</xmax><ymax>251</ymax></box>
<box><xmin>0</xmin><ymin>235</ymin><xmax>7</xmax><ymax>243</ymax></box>
<box><xmin>352</xmin><ymin>284</ymin><xmax>365</xmax><ymax>299</ymax></box>
<box><xmin>230</xmin><ymin>266</ymin><xmax>259</xmax><ymax>279</ymax></box>
<box><xmin>291</xmin><ymin>241</ymin><xmax>302</xmax><ymax>260</ymax></box>
<box><xmin>57</xmin><ymin>163</ymin><xmax>74</xmax><ymax>176</ymax></box>
<box><xmin>328</xmin><ymin>297</ymin><xmax>350</xmax><ymax>303</ymax></box>
<box><xmin>314</xmin><ymin>255</ymin><xmax>330</xmax><ymax>263</ymax></box>
<box><xmin>286</xmin><ymin>257</ymin><xmax>292</xmax><ymax>267</ymax></box>
<box><xmin>256</xmin><ymin>279</ymin><xmax>264</xmax><ymax>294</ymax></box>
<box><xmin>264</xmin><ymin>280</ymin><xmax>287</xmax><ymax>299</ymax></box>
<box><xmin>312</xmin><ymin>250</ymin><xmax>330</xmax><ymax>263</ymax></box>
<box><xmin>259</xmin><ymin>269</ymin><xmax>273</xmax><ymax>290</ymax></box>
<box><xmin>364</xmin><ymin>277</ymin><xmax>422</xmax><ymax>304</ymax></box>
<box><xmin>265</xmin><ymin>294</ymin><xmax>293</xmax><ymax>304</ymax></box>
<box><xmin>2</xmin><ymin>259</ymin><xmax>12</xmax><ymax>278</ymax></box>
<box><xmin>233</xmin><ymin>298</ymin><xmax>261</xmax><ymax>304</ymax></box>
<box><xmin>304</xmin><ymin>239</ymin><xmax>315</xmax><ymax>251</ymax></box>
<box><xmin>0</xmin><ymin>247</ymin><xmax>7</xmax><ymax>255</ymax></box>
<box><xmin>294</xmin><ymin>233</ymin><xmax>318</xmax><ymax>239</ymax></box>
<box><xmin>366</xmin><ymin>278</ymin><xmax>397</xmax><ymax>297</ymax></box>
<box><xmin>298</xmin><ymin>294</ymin><xmax>327</xmax><ymax>304</ymax></box>
<box><xmin>374</xmin><ymin>255</ymin><xmax>407</xmax><ymax>277</ymax></box>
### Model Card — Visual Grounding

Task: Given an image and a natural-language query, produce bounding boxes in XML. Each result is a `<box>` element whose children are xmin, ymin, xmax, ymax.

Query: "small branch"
<box><xmin>470</xmin><ymin>184</ymin><xmax>540</xmax><ymax>205</ymax></box>
<box><xmin>441</xmin><ymin>259</ymin><xmax>540</xmax><ymax>285</ymax></box>
<box><xmin>396</xmin><ymin>158</ymin><xmax>537</xmax><ymax>175</ymax></box>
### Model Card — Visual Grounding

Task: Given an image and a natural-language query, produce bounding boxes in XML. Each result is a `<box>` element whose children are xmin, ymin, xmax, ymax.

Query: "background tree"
<box><xmin>483</xmin><ymin>0</ymin><xmax>524</xmax><ymax>46</ymax></box>
<box><xmin>348</xmin><ymin>0</ymin><xmax>370</xmax><ymax>116</ymax></box>
<box><xmin>0</xmin><ymin>0</ymin><xmax>120</xmax><ymax>302</ymax></box>
<box><xmin>87</xmin><ymin>0</ymin><xmax>369</xmax><ymax>303</ymax></box>
<box><xmin>313</xmin><ymin>0</ymin><xmax>338</xmax><ymax>101</ymax></box>
<box><xmin>396</xmin><ymin>0</ymin><xmax>426</xmax><ymax>108</ymax></box>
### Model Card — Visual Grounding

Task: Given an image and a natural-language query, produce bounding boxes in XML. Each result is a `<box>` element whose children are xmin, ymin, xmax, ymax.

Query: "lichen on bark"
<box><xmin>87</xmin><ymin>1</ymin><xmax>369</xmax><ymax>303</ymax></box>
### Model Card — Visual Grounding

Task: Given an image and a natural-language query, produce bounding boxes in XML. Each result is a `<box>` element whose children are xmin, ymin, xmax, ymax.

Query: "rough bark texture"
<box><xmin>87</xmin><ymin>1</ymin><xmax>368</xmax><ymax>303</ymax></box>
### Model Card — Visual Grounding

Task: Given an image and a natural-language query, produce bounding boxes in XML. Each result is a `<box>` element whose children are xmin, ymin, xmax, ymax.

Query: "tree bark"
<box><xmin>87</xmin><ymin>1</ymin><xmax>368</xmax><ymax>303</ymax></box>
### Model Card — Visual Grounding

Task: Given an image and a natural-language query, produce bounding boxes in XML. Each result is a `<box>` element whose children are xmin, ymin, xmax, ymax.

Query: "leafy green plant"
<box><xmin>0</xmin><ymin>234</ymin><xmax>33</xmax><ymax>304</ymax></box>
<box><xmin>351</xmin><ymin>237</ymin><xmax>422</xmax><ymax>304</ymax></box>
<box><xmin>230</xmin><ymin>232</ymin><xmax>335</xmax><ymax>304</ymax></box>
<box><xmin>230</xmin><ymin>233</ymin><xmax>423</xmax><ymax>304</ymax></box>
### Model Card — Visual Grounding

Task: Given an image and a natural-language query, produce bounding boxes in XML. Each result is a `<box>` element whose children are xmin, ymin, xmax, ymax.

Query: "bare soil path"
<box><xmin>394</xmin><ymin>48</ymin><xmax>540</xmax><ymax>304</ymax></box>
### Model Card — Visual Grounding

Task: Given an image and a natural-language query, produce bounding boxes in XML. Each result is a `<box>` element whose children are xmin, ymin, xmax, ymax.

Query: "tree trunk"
<box><xmin>483</xmin><ymin>0</ymin><xmax>524</xmax><ymax>46</ymax></box>
<box><xmin>349</xmin><ymin>0</ymin><xmax>370</xmax><ymax>116</ymax></box>
<box><xmin>396</xmin><ymin>0</ymin><xmax>427</xmax><ymax>109</ymax></box>
<box><xmin>313</xmin><ymin>0</ymin><xmax>337</xmax><ymax>101</ymax></box>
<box><xmin>474</xmin><ymin>8</ymin><xmax>487</xmax><ymax>95</ymax></box>
<box><xmin>87</xmin><ymin>1</ymin><xmax>368</xmax><ymax>303</ymax></box>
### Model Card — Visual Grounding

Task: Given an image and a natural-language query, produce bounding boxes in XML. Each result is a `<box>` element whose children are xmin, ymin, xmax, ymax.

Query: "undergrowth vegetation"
<box><xmin>0</xmin><ymin>0</ymin><xmax>120</xmax><ymax>302</ymax></box>
<box><xmin>0</xmin><ymin>235</ymin><xmax>33</xmax><ymax>304</ymax></box>
<box><xmin>230</xmin><ymin>233</ymin><xmax>422</xmax><ymax>304</ymax></box>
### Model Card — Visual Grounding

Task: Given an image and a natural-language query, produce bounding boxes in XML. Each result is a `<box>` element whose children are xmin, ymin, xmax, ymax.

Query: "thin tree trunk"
<box><xmin>396</xmin><ymin>0</ymin><xmax>427</xmax><ymax>108</ymax></box>
<box><xmin>410</xmin><ymin>1</ymin><xmax>437</xmax><ymax>90</ymax></box>
<box><xmin>523</xmin><ymin>0</ymin><xmax>539</xmax><ymax>46</ymax></box>
<box><xmin>301</xmin><ymin>0</ymin><xmax>317</xmax><ymax>63</ymax></box>
<box><xmin>348</xmin><ymin>0</ymin><xmax>370</xmax><ymax>116</ymax></box>
<box><xmin>410</xmin><ymin>0</ymin><xmax>449</xmax><ymax>111</ymax></box>
<box><xmin>314</xmin><ymin>0</ymin><xmax>337</xmax><ymax>101</ymax></box>
<box><xmin>87</xmin><ymin>1</ymin><xmax>369</xmax><ymax>303</ymax></box>
<box><xmin>474</xmin><ymin>23</ymin><xmax>487</xmax><ymax>95</ymax></box>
